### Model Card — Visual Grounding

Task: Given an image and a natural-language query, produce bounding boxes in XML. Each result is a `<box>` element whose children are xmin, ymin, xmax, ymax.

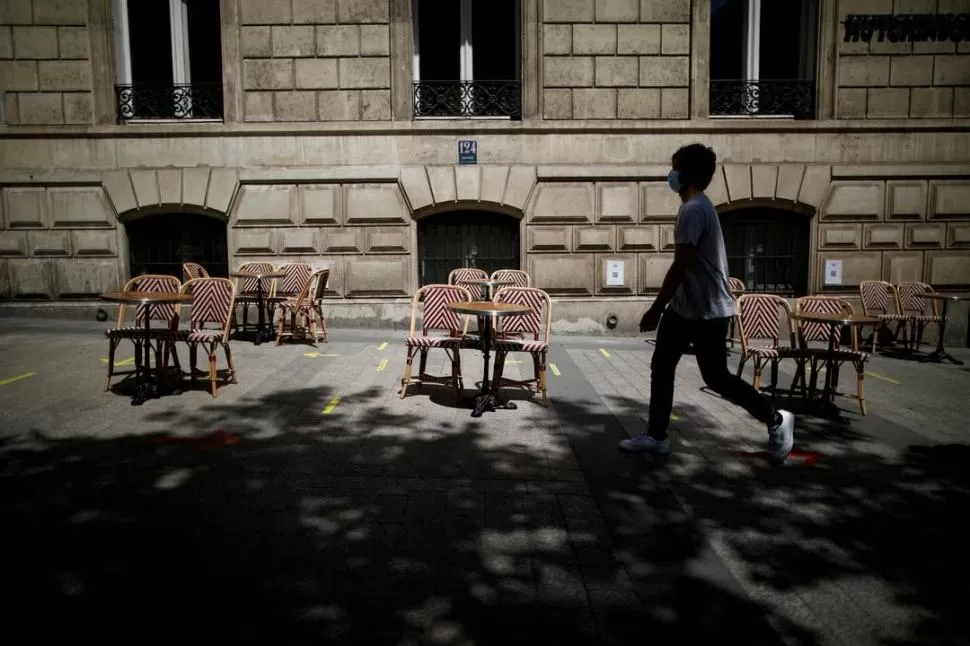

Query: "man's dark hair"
<box><xmin>672</xmin><ymin>144</ymin><xmax>717</xmax><ymax>191</ymax></box>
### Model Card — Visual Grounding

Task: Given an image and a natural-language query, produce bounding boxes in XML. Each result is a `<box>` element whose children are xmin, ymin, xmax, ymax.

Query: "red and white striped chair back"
<box><xmin>491</xmin><ymin>269</ymin><xmax>531</xmax><ymax>288</ymax></box>
<box><xmin>182</xmin><ymin>262</ymin><xmax>209</xmax><ymax>281</ymax></box>
<box><xmin>859</xmin><ymin>280</ymin><xmax>898</xmax><ymax>317</ymax></box>
<box><xmin>448</xmin><ymin>267</ymin><xmax>488</xmax><ymax>285</ymax></box>
<box><xmin>896</xmin><ymin>281</ymin><xmax>936</xmax><ymax>317</ymax></box>
<box><xmin>123</xmin><ymin>274</ymin><xmax>183</xmax><ymax>326</ymax></box>
<box><xmin>728</xmin><ymin>277</ymin><xmax>745</xmax><ymax>294</ymax></box>
<box><xmin>736</xmin><ymin>294</ymin><xmax>792</xmax><ymax>347</ymax></box>
<box><xmin>796</xmin><ymin>296</ymin><xmax>852</xmax><ymax>347</ymax></box>
<box><xmin>182</xmin><ymin>278</ymin><xmax>236</xmax><ymax>341</ymax></box>
<box><xmin>275</xmin><ymin>263</ymin><xmax>312</xmax><ymax>298</ymax></box>
<box><xmin>493</xmin><ymin>287</ymin><xmax>551</xmax><ymax>342</ymax></box>
<box><xmin>409</xmin><ymin>284</ymin><xmax>472</xmax><ymax>336</ymax></box>
<box><xmin>236</xmin><ymin>262</ymin><xmax>275</xmax><ymax>294</ymax></box>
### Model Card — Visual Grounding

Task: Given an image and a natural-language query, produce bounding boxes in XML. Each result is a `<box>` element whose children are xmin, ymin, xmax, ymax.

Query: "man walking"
<box><xmin>619</xmin><ymin>143</ymin><xmax>795</xmax><ymax>464</ymax></box>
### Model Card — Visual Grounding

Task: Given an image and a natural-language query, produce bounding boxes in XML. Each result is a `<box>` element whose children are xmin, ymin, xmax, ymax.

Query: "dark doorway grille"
<box><xmin>418</xmin><ymin>211</ymin><xmax>520</xmax><ymax>286</ymax></box>
<box><xmin>126</xmin><ymin>213</ymin><xmax>228</xmax><ymax>279</ymax></box>
<box><xmin>720</xmin><ymin>208</ymin><xmax>810</xmax><ymax>297</ymax></box>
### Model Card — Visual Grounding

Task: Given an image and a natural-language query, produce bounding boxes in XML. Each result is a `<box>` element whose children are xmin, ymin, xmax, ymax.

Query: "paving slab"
<box><xmin>0</xmin><ymin>319</ymin><xmax>968</xmax><ymax>645</ymax></box>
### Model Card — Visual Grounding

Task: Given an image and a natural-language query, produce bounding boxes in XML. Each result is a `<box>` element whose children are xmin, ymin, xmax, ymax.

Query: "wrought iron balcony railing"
<box><xmin>115</xmin><ymin>83</ymin><xmax>224</xmax><ymax>121</ymax></box>
<box><xmin>413</xmin><ymin>80</ymin><xmax>521</xmax><ymax>119</ymax></box>
<box><xmin>710</xmin><ymin>80</ymin><xmax>816</xmax><ymax>119</ymax></box>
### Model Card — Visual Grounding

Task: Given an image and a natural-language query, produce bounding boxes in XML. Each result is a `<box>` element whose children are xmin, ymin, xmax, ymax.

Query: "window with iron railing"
<box><xmin>710</xmin><ymin>0</ymin><xmax>818</xmax><ymax>119</ymax></box>
<box><xmin>412</xmin><ymin>0</ymin><xmax>522</xmax><ymax>119</ymax></box>
<box><xmin>720</xmin><ymin>209</ymin><xmax>810</xmax><ymax>298</ymax></box>
<box><xmin>112</xmin><ymin>0</ymin><xmax>223</xmax><ymax>122</ymax></box>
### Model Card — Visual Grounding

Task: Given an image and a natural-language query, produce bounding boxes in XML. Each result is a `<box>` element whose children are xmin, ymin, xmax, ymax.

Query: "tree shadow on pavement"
<box><xmin>0</xmin><ymin>384</ymin><xmax>814</xmax><ymax>646</ymax></box>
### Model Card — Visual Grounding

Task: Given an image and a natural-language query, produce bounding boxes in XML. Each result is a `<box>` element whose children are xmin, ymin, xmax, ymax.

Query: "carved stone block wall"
<box><xmin>0</xmin><ymin>0</ymin><xmax>93</xmax><ymax>125</ymax></box>
<box><xmin>0</xmin><ymin>184</ymin><xmax>119</xmax><ymax>298</ymax></box>
<box><xmin>229</xmin><ymin>180</ymin><xmax>411</xmax><ymax>296</ymax></box>
<box><xmin>240</xmin><ymin>0</ymin><xmax>391</xmax><ymax>121</ymax></box>
<box><xmin>820</xmin><ymin>176</ymin><xmax>970</xmax><ymax>289</ymax></box>
<box><xmin>837</xmin><ymin>0</ymin><xmax>970</xmax><ymax>119</ymax></box>
<box><xmin>525</xmin><ymin>177</ymin><xmax>677</xmax><ymax>294</ymax></box>
<box><xmin>541</xmin><ymin>0</ymin><xmax>691</xmax><ymax>119</ymax></box>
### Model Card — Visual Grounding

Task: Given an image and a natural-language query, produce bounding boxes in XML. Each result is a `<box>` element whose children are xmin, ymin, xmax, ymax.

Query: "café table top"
<box><xmin>921</xmin><ymin>293</ymin><xmax>964</xmax><ymax>302</ymax></box>
<box><xmin>460</xmin><ymin>279</ymin><xmax>515</xmax><ymax>287</ymax></box>
<box><xmin>100</xmin><ymin>291</ymin><xmax>192</xmax><ymax>304</ymax></box>
<box><xmin>791</xmin><ymin>311</ymin><xmax>880</xmax><ymax>326</ymax></box>
<box><xmin>229</xmin><ymin>271</ymin><xmax>286</xmax><ymax>279</ymax></box>
<box><xmin>446</xmin><ymin>302</ymin><xmax>532</xmax><ymax>317</ymax></box>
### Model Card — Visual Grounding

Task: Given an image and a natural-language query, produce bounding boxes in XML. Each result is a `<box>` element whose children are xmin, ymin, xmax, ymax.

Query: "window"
<box><xmin>113</xmin><ymin>0</ymin><xmax>223</xmax><ymax>121</ymax></box>
<box><xmin>709</xmin><ymin>0</ymin><xmax>818</xmax><ymax>118</ymax></box>
<box><xmin>126</xmin><ymin>213</ymin><xmax>228</xmax><ymax>278</ymax></box>
<box><xmin>720</xmin><ymin>208</ymin><xmax>810</xmax><ymax>297</ymax></box>
<box><xmin>412</xmin><ymin>0</ymin><xmax>521</xmax><ymax>119</ymax></box>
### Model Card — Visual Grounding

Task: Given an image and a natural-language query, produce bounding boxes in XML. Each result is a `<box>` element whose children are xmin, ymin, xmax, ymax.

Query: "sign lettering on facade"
<box><xmin>458</xmin><ymin>140</ymin><xmax>477</xmax><ymax>165</ymax></box>
<box><xmin>843</xmin><ymin>13</ymin><xmax>969</xmax><ymax>43</ymax></box>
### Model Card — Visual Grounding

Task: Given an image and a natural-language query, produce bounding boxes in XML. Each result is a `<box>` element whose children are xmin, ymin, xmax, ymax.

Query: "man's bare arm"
<box><xmin>650</xmin><ymin>243</ymin><xmax>696</xmax><ymax>312</ymax></box>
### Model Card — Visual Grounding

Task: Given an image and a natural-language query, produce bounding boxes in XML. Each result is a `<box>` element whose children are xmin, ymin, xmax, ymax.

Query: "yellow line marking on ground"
<box><xmin>506</xmin><ymin>360</ymin><xmax>522</xmax><ymax>365</ymax></box>
<box><xmin>305</xmin><ymin>352</ymin><xmax>340</xmax><ymax>358</ymax></box>
<box><xmin>866</xmin><ymin>371</ymin><xmax>901</xmax><ymax>385</ymax></box>
<box><xmin>0</xmin><ymin>372</ymin><xmax>35</xmax><ymax>387</ymax></box>
<box><xmin>377</xmin><ymin>358</ymin><xmax>388</xmax><ymax>372</ymax></box>
<box><xmin>549</xmin><ymin>363</ymin><xmax>561</xmax><ymax>376</ymax></box>
<box><xmin>378</xmin><ymin>342</ymin><xmax>388</xmax><ymax>351</ymax></box>
<box><xmin>322</xmin><ymin>397</ymin><xmax>341</xmax><ymax>415</ymax></box>
<box><xmin>670</xmin><ymin>414</ymin><xmax>681</xmax><ymax>421</ymax></box>
<box><xmin>101</xmin><ymin>357</ymin><xmax>135</xmax><ymax>367</ymax></box>
<box><xmin>599</xmin><ymin>348</ymin><xmax>610</xmax><ymax>358</ymax></box>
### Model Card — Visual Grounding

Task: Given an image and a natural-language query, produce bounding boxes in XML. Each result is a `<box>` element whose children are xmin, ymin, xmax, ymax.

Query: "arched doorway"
<box><xmin>125</xmin><ymin>212</ymin><xmax>228</xmax><ymax>278</ymax></box>
<box><xmin>719</xmin><ymin>207</ymin><xmax>810</xmax><ymax>297</ymax></box>
<box><xmin>417</xmin><ymin>210</ymin><xmax>520</xmax><ymax>285</ymax></box>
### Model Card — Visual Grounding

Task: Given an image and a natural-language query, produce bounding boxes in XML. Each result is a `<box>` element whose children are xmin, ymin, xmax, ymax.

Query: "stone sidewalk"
<box><xmin>0</xmin><ymin>318</ymin><xmax>968</xmax><ymax>645</ymax></box>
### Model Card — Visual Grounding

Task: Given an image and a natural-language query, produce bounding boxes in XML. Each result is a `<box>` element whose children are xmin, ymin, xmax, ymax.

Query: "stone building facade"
<box><xmin>0</xmin><ymin>0</ymin><xmax>968</xmax><ymax>339</ymax></box>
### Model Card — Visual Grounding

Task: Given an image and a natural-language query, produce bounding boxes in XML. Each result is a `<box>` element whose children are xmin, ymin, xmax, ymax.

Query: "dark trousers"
<box><xmin>648</xmin><ymin>310</ymin><xmax>775</xmax><ymax>439</ymax></box>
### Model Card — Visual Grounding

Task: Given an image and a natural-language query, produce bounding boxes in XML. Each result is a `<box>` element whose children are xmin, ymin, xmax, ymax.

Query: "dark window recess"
<box><xmin>412</xmin><ymin>0</ymin><xmax>521</xmax><ymax>118</ymax></box>
<box><xmin>126</xmin><ymin>214</ymin><xmax>228</xmax><ymax>279</ymax></box>
<box><xmin>418</xmin><ymin>211</ymin><xmax>520</xmax><ymax>286</ymax></box>
<box><xmin>116</xmin><ymin>0</ymin><xmax>223</xmax><ymax>121</ymax></box>
<box><xmin>709</xmin><ymin>0</ymin><xmax>818</xmax><ymax>118</ymax></box>
<box><xmin>720</xmin><ymin>208</ymin><xmax>810</xmax><ymax>297</ymax></box>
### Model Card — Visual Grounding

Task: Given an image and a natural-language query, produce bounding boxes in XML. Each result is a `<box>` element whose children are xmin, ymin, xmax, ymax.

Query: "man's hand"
<box><xmin>639</xmin><ymin>305</ymin><xmax>663</xmax><ymax>332</ymax></box>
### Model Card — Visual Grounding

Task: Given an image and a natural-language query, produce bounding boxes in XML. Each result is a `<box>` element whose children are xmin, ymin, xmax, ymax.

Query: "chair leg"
<box><xmin>492</xmin><ymin>350</ymin><xmax>507</xmax><ymax>393</ymax></box>
<box><xmin>736</xmin><ymin>354</ymin><xmax>747</xmax><ymax>378</ymax></box>
<box><xmin>538</xmin><ymin>351</ymin><xmax>549</xmax><ymax>406</ymax></box>
<box><xmin>309</xmin><ymin>315</ymin><xmax>318</xmax><ymax>347</ymax></box>
<box><xmin>856</xmin><ymin>363</ymin><xmax>867</xmax><ymax>416</ymax></box>
<box><xmin>208</xmin><ymin>347</ymin><xmax>218</xmax><ymax>398</ymax></box>
<box><xmin>808</xmin><ymin>359</ymin><xmax>819</xmax><ymax>397</ymax></box>
<box><xmin>168</xmin><ymin>342</ymin><xmax>181</xmax><ymax>373</ymax></box>
<box><xmin>418</xmin><ymin>348</ymin><xmax>428</xmax><ymax>379</ymax></box>
<box><xmin>224</xmin><ymin>343</ymin><xmax>237</xmax><ymax>384</ymax></box>
<box><xmin>752</xmin><ymin>358</ymin><xmax>762</xmax><ymax>391</ymax></box>
<box><xmin>316</xmin><ymin>305</ymin><xmax>329</xmax><ymax>343</ymax></box>
<box><xmin>449</xmin><ymin>349</ymin><xmax>462</xmax><ymax>399</ymax></box>
<box><xmin>104</xmin><ymin>337</ymin><xmax>118</xmax><ymax>392</ymax></box>
<box><xmin>242</xmin><ymin>304</ymin><xmax>249</xmax><ymax>333</ymax></box>
<box><xmin>400</xmin><ymin>348</ymin><xmax>415</xmax><ymax>398</ymax></box>
<box><xmin>275</xmin><ymin>307</ymin><xmax>286</xmax><ymax>345</ymax></box>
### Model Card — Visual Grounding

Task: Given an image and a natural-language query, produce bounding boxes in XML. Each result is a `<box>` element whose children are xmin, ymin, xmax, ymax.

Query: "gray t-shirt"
<box><xmin>667</xmin><ymin>193</ymin><xmax>736</xmax><ymax>320</ymax></box>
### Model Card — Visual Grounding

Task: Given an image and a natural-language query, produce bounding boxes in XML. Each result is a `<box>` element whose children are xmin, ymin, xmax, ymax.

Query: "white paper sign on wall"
<box><xmin>606</xmin><ymin>260</ymin><xmax>625</xmax><ymax>286</ymax></box>
<box><xmin>824</xmin><ymin>260</ymin><xmax>843</xmax><ymax>286</ymax></box>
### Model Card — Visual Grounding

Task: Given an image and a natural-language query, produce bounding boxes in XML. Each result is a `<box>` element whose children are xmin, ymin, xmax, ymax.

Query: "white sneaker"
<box><xmin>618</xmin><ymin>433</ymin><xmax>670</xmax><ymax>455</ymax></box>
<box><xmin>767</xmin><ymin>410</ymin><xmax>795</xmax><ymax>464</ymax></box>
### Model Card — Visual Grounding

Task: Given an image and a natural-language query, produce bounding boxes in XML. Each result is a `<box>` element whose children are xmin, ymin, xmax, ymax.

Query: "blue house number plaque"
<box><xmin>458</xmin><ymin>140</ymin><xmax>477</xmax><ymax>165</ymax></box>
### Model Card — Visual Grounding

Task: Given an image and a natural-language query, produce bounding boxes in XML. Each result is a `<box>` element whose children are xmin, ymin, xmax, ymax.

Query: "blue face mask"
<box><xmin>667</xmin><ymin>169</ymin><xmax>682</xmax><ymax>193</ymax></box>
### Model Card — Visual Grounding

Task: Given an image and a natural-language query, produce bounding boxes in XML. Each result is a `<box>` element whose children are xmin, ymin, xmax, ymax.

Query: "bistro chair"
<box><xmin>449</xmin><ymin>267</ymin><xmax>489</xmax><ymax>300</ymax></box>
<box><xmin>103</xmin><ymin>274</ymin><xmax>183</xmax><ymax>392</ymax></box>
<box><xmin>268</xmin><ymin>262</ymin><xmax>312</xmax><ymax>315</ymax></box>
<box><xmin>490</xmin><ymin>269</ymin><xmax>531</xmax><ymax>288</ymax></box>
<box><xmin>735</xmin><ymin>294</ymin><xmax>799</xmax><ymax>394</ymax></box>
<box><xmin>231</xmin><ymin>261</ymin><xmax>275</xmax><ymax>337</ymax></box>
<box><xmin>793</xmin><ymin>296</ymin><xmax>869</xmax><ymax>415</ymax></box>
<box><xmin>896</xmin><ymin>281</ymin><xmax>941</xmax><ymax>352</ymax></box>
<box><xmin>399</xmin><ymin>284</ymin><xmax>472</xmax><ymax>400</ymax></box>
<box><xmin>275</xmin><ymin>269</ymin><xmax>330</xmax><ymax>346</ymax></box>
<box><xmin>182</xmin><ymin>262</ymin><xmax>209</xmax><ymax>282</ymax></box>
<box><xmin>727</xmin><ymin>277</ymin><xmax>746</xmax><ymax>350</ymax></box>
<box><xmin>174</xmin><ymin>277</ymin><xmax>237</xmax><ymax>398</ymax></box>
<box><xmin>858</xmin><ymin>280</ymin><xmax>908</xmax><ymax>352</ymax></box>
<box><xmin>491</xmin><ymin>286</ymin><xmax>553</xmax><ymax>407</ymax></box>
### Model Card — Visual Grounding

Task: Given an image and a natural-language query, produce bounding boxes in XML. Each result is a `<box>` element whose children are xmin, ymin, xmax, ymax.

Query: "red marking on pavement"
<box><xmin>735</xmin><ymin>449</ymin><xmax>818</xmax><ymax>465</ymax></box>
<box><xmin>154</xmin><ymin>430</ymin><xmax>239</xmax><ymax>448</ymax></box>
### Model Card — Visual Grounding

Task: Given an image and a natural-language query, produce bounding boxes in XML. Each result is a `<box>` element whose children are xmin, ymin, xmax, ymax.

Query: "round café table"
<box><xmin>229</xmin><ymin>270</ymin><xmax>285</xmax><ymax>345</ymax></box>
<box><xmin>791</xmin><ymin>311</ymin><xmax>879</xmax><ymax>403</ymax></box>
<box><xmin>921</xmin><ymin>293</ymin><xmax>965</xmax><ymax>365</ymax></box>
<box><xmin>446</xmin><ymin>301</ymin><xmax>531</xmax><ymax>417</ymax></box>
<box><xmin>101</xmin><ymin>290</ymin><xmax>192</xmax><ymax>405</ymax></box>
